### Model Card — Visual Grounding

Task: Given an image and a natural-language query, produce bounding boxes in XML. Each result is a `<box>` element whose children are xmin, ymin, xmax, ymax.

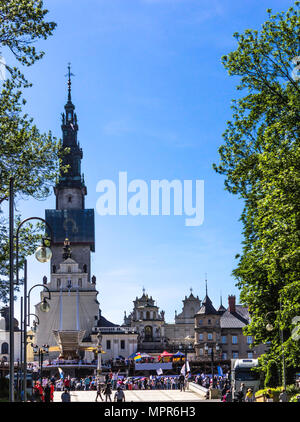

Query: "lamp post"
<box><xmin>265</xmin><ymin>301</ymin><xmax>286</xmax><ymax>389</ymax></box>
<box><xmin>205</xmin><ymin>342</ymin><xmax>220</xmax><ymax>387</ymax></box>
<box><xmin>23</xmin><ymin>284</ymin><xmax>51</xmax><ymax>400</ymax></box>
<box><xmin>96</xmin><ymin>332</ymin><xmax>103</xmax><ymax>377</ymax></box>
<box><xmin>14</xmin><ymin>217</ymin><xmax>52</xmax><ymax>402</ymax></box>
<box><xmin>7</xmin><ymin>177</ymin><xmax>53</xmax><ymax>402</ymax></box>
<box><xmin>9</xmin><ymin>178</ymin><xmax>14</xmax><ymax>402</ymax></box>
<box><xmin>31</xmin><ymin>344</ymin><xmax>49</xmax><ymax>384</ymax></box>
<box><xmin>178</xmin><ymin>341</ymin><xmax>193</xmax><ymax>375</ymax></box>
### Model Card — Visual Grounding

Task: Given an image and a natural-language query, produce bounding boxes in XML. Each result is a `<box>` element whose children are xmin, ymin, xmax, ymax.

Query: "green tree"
<box><xmin>264</xmin><ymin>360</ymin><xmax>279</xmax><ymax>388</ymax></box>
<box><xmin>213</xmin><ymin>2</ymin><xmax>300</xmax><ymax>377</ymax></box>
<box><xmin>0</xmin><ymin>1</ymin><xmax>65</xmax><ymax>302</ymax></box>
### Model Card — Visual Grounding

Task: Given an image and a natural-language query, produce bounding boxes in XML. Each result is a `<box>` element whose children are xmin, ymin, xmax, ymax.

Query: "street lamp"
<box><xmin>31</xmin><ymin>344</ymin><xmax>49</xmax><ymax>384</ymax></box>
<box><xmin>35</xmin><ymin>242</ymin><xmax>52</xmax><ymax>263</ymax></box>
<box><xmin>265</xmin><ymin>302</ymin><xmax>286</xmax><ymax>389</ymax></box>
<box><xmin>205</xmin><ymin>342</ymin><xmax>220</xmax><ymax>387</ymax></box>
<box><xmin>7</xmin><ymin>178</ymin><xmax>53</xmax><ymax>403</ymax></box>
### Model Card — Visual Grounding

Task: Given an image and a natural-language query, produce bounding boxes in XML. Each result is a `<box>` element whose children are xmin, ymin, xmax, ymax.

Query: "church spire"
<box><xmin>54</xmin><ymin>65</ymin><xmax>87</xmax><ymax>209</ymax></box>
<box><xmin>66</xmin><ymin>62</ymin><xmax>74</xmax><ymax>103</ymax></box>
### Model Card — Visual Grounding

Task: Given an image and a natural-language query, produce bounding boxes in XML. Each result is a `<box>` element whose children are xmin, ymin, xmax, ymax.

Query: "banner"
<box><xmin>58</xmin><ymin>367</ymin><xmax>64</xmax><ymax>379</ymax></box>
<box><xmin>217</xmin><ymin>366</ymin><xmax>223</xmax><ymax>377</ymax></box>
<box><xmin>180</xmin><ymin>360</ymin><xmax>190</xmax><ymax>376</ymax></box>
<box><xmin>156</xmin><ymin>368</ymin><xmax>163</xmax><ymax>376</ymax></box>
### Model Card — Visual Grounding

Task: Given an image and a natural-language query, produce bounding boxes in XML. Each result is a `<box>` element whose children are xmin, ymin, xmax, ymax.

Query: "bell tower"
<box><xmin>45</xmin><ymin>65</ymin><xmax>95</xmax><ymax>279</ymax></box>
<box><xmin>55</xmin><ymin>63</ymin><xmax>87</xmax><ymax>210</ymax></box>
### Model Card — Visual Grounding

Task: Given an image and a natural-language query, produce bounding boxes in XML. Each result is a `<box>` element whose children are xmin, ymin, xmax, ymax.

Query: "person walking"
<box><xmin>279</xmin><ymin>389</ymin><xmax>288</xmax><ymax>402</ymax></box>
<box><xmin>95</xmin><ymin>379</ymin><xmax>104</xmax><ymax>402</ymax></box>
<box><xmin>245</xmin><ymin>388</ymin><xmax>255</xmax><ymax>402</ymax></box>
<box><xmin>50</xmin><ymin>383</ymin><xmax>55</xmax><ymax>402</ymax></box>
<box><xmin>64</xmin><ymin>376</ymin><xmax>71</xmax><ymax>392</ymax></box>
<box><xmin>33</xmin><ymin>382</ymin><xmax>43</xmax><ymax>402</ymax></box>
<box><xmin>61</xmin><ymin>388</ymin><xmax>71</xmax><ymax>402</ymax></box>
<box><xmin>112</xmin><ymin>371</ymin><xmax>119</xmax><ymax>390</ymax></box>
<box><xmin>104</xmin><ymin>382</ymin><xmax>112</xmax><ymax>402</ymax></box>
<box><xmin>223</xmin><ymin>389</ymin><xmax>232</xmax><ymax>402</ymax></box>
<box><xmin>179</xmin><ymin>374</ymin><xmax>185</xmax><ymax>392</ymax></box>
<box><xmin>235</xmin><ymin>383</ymin><xmax>246</xmax><ymax>402</ymax></box>
<box><xmin>265</xmin><ymin>389</ymin><xmax>273</xmax><ymax>402</ymax></box>
<box><xmin>114</xmin><ymin>387</ymin><xmax>125</xmax><ymax>402</ymax></box>
<box><xmin>44</xmin><ymin>383</ymin><xmax>51</xmax><ymax>403</ymax></box>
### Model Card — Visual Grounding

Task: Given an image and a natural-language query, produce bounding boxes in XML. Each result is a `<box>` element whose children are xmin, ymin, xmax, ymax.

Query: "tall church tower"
<box><xmin>35</xmin><ymin>67</ymin><xmax>98</xmax><ymax>354</ymax></box>
<box><xmin>45</xmin><ymin>65</ymin><xmax>95</xmax><ymax>279</ymax></box>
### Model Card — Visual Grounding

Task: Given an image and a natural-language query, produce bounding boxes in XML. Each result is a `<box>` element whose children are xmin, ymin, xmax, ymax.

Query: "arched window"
<box><xmin>146</xmin><ymin>311</ymin><xmax>150</xmax><ymax>320</ymax></box>
<box><xmin>57</xmin><ymin>279</ymin><xmax>61</xmax><ymax>289</ymax></box>
<box><xmin>1</xmin><ymin>342</ymin><xmax>9</xmax><ymax>354</ymax></box>
<box><xmin>78</xmin><ymin>278</ymin><xmax>82</xmax><ymax>288</ymax></box>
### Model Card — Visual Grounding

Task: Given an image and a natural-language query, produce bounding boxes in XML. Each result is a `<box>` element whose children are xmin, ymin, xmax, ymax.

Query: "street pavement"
<box><xmin>53</xmin><ymin>389</ymin><xmax>213</xmax><ymax>402</ymax></box>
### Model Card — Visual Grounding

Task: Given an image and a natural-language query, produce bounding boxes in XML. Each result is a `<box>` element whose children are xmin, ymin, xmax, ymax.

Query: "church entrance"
<box><xmin>144</xmin><ymin>326</ymin><xmax>153</xmax><ymax>342</ymax></box>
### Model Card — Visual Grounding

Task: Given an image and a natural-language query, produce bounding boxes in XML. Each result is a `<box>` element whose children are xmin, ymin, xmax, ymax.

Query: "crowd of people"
<box><xmin>29</xmin><ymin>370</ymin><xmax>233</xmax><ymax>402</ymax></box>
<box><xmin>27</xmin><ymin>368</ymin><xmax>295</xmax><ymax>402</ymax></box>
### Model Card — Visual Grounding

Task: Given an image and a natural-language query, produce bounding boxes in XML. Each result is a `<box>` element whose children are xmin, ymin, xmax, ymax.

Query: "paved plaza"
<box><xmin>53</xmin><ymin>389</ymin><xmax>208</xmax><ymax>402</ymax></box>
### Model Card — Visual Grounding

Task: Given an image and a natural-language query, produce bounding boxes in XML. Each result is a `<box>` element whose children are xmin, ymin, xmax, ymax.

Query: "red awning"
<box><xmin>158</xmin><ymin>350</ymin><xmax>174</xmax><ymax>359</ymax></box>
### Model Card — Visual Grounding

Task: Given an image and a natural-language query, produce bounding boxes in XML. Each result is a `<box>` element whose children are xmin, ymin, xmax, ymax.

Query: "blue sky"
<box><xmin>8</xmin><ymin>0</ymin><xmax>293</xmax><ymax>325</ymax></box>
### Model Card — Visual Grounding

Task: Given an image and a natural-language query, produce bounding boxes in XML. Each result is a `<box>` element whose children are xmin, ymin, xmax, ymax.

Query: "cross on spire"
<box><xmin>205</xmin><ymin>273</ymin><xmax>208</xmax><ymax>296</ymax></box>
<box><xmin>65</xmin><ymin>62</ymin><xmax>75</xmax><ymax>102</ymax></box>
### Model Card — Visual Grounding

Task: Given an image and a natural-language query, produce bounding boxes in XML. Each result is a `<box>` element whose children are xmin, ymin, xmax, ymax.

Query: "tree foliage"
<box><xmin>213</xmin><ymin>2</ymin><xmax>300</xmax><ymax>376</ymax></box>
<box><xmin>0</xmin><ymin>1</ymin><xmax>63</xmax><ymax>303</ymax></box>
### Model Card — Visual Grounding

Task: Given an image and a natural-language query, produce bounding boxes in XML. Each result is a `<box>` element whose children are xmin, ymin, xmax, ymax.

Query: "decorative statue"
<box><xmin>97</xmin><ymin>332</ymin><xmax>103</xmax><ymax>346</ymax></box>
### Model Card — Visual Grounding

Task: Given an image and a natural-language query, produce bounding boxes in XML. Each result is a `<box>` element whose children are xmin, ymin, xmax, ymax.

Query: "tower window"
<box><xmin>120</xmin><ymin>340</ymin><xmax>125</xmax><ymax>350</ymax></box>
<box><xmin>68</xmin><ymin>266</ymin><xmax>71</xmax><ymax>273</ymax></box>
<box><xmin>57</xmin><ymin>279</ymin><xmax>61</xmax><ymax>288</ymax></box>
<box><xmin>78</xmin><ymin>278</ymin><xmax>82</xmax><ymax>288</ymax></box>
<box><xmin>68</xmin><ymin>196</ymin><xmax>72</xmax><ymax>203</ymax></box>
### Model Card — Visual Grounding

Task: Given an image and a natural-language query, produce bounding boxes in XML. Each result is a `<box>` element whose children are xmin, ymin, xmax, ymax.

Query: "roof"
<box><xmin>97</xmin><ymin>315</ymin><xmax>118</xmax><ymax>328</ymax></box>
<box><xmin>196</xmin><ymin>295</ymin><xmax>218</xmax><ymax>315</ymax></box>
<box><xmin>220</xmin><ymin>305</ymin><xmax>250</xmax><ymax>329</ymax></box>
<box><xmin>218</xmin><ymin>304</ymin><xmax>226</xmax><ymax>314</ymax></box>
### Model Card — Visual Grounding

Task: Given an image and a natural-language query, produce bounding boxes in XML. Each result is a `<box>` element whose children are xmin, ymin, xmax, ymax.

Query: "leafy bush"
<box><xmin>255</xmin><ymin>387</ymin><xmax>281</xmax><ymax>400</ymax></box>
<box><xmin>255</xmin><ymin>385</ymin><xmax>300</xmax><ymax>401</ymax></box>
<box><xmin>289</xmin><ymin>394</ymin><xmax>300</xmax><ymax>402</ymax></box>
<box><xmin>286</xmin><ymin>384</ymin><xmax>300</xmax><ymax>396</ymax></box>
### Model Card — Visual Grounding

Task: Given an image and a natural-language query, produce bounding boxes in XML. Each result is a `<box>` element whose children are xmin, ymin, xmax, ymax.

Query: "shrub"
<box><xmin>289</xmin><ymin>394</ymin><xmax>300</xmax><ymax>402</ymax></box>
<box><xmin>255</xmin><ymin>385</ymin><xmax>300</xmax><ymax>401</ymax></box>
